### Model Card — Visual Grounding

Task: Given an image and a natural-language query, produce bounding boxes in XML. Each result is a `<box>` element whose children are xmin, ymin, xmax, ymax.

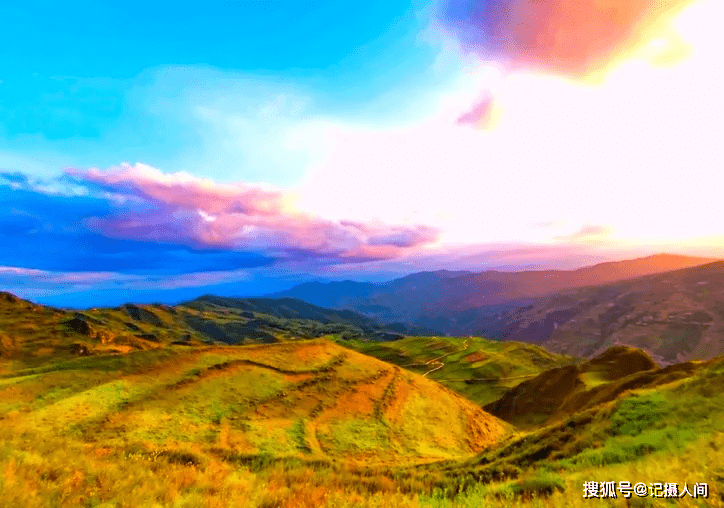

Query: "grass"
<box><xmin>1</xmin><ymin>293</ymin><xmax>723</xmax><ymax>507</ymax></box>
<box><xmin>0</xmin><ymin>337</ymin><xmax>517</xmax><ymax>506</ymax></box>
<box><xmin>340</xmin><ymin>336</ymin><xmax>577</xmax><ymax>406</ymax></box>
<box><xmin>2</xmin><ymin>348</ymin><xmax>720</xmax><ymax>507</ymax></box>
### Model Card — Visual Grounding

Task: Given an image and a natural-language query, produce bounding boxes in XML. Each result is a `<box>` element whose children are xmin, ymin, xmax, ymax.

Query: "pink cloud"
<box><xmin>438</xmin><ymin>0</ymin><xmax>694</xmax><ymax>79</ymax></box>
<box><xmin>66</xmin><ymin>163</ymin><xmax>439</xmax><ymax>263</ymax></box>
<box><xmin>456</xmin><ymin>94</ymin><xmax>495</xmax><ymax>128</ymax></box>
<box><xmin>66</xmin><ymin>164</ymin><xmax>284</xmax><ymax>216</ymax></box>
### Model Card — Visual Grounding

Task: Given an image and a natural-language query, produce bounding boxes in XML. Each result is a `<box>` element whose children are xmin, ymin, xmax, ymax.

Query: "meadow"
<box><xmin>0</xmin><ymin>293</ymin><xmax>722</xmax><ymax>507</ymax></box>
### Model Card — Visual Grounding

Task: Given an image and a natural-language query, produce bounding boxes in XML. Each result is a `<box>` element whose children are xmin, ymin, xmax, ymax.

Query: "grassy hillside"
<box><xmin>1</xmin><ymin>292</ymin><xmax>722</xmax><ymax>506</ymax></box>
<box><xmin>0</xmin><ymin>292</ymin><xmax>207</xmax><ymax>370</ymax></box>
<box><xmin>0</xmin><ymin>291</ymin><xmax>417</xmax><ymax>371</ymax></box>
<box><xmin>2</xmin><ymin>336</ymin><xmax>720</xmax><ymax>507</ymax></box>
<box><xmin>0</xmin><ymin>338</ymin><xmax>511</xmax><ymax>507</ymax></box>
<box><xmin>185</xmin><ymin>295</ymin><xmax>440</xmax><ymax>337</ymax></box>
<box><xmin>342</xmin><ymin>335</ymin><xmax>577</xmax><ymax>406</ymax></box>
<box><xmin>484</xmin><ymin>346</ymin><xmax>695</xmax><ymax>428</ymax></box>
<box><xmin>463</xmin><ymin>261</ymin><xmax>724</xmax><ymax>364</ymax></box>
<box><xmin>413</xmin><ymin>353</ymin><xmax>724</xmax><ymax>507</ymax></box>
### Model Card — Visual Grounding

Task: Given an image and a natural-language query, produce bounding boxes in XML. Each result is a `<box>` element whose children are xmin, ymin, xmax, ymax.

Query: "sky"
<box><xmin>1</xmin><ymin>0</ymin><xmax>722</xmax><ymax>307</ymax></box>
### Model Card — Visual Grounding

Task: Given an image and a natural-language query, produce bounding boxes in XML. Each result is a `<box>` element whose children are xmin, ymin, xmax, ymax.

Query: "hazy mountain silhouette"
<box><xmin>270</xmin><ymin>253</ymin><xmax>718</xmax><ymax>328</ymax></box>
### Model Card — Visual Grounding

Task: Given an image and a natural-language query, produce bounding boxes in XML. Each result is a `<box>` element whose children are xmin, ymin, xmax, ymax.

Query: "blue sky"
<box><xmin>1</xmin><ymin>0</ymin><xmax>722</xmax><ymax>307</ymax></box>
<box><xmin>1</xmin><ymin>0</ymin><xmax>441</xmax><ymax>182</ymax></box>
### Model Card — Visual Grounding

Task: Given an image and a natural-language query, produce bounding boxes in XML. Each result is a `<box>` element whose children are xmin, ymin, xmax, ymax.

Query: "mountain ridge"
<box><xmin>268</xmin><ymin>253</ymin><xmax>719</xmax><ymax>325</ymax></box>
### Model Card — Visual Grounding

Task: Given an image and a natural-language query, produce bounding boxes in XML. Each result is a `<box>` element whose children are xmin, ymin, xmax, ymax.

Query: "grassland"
<box><xmin>0</xmin><ymin>335</ymin><xmax>513</xmax><ymax>507</ymax></box>
<box><xmin>341</xmin><ymin>335</ymin><xmax>577</xmax><ymax>406</ymax></box>
<box><xmin>1</xmin><ymin>292</ymin><xmax>723</xmax><ymax>507</ymax></box>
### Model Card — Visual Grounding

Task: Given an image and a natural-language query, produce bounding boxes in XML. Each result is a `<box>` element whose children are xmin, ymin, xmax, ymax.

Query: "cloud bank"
<box><xmin>2</xmin><ymin>164</ymin><xmax>439</xmax><ymax>269</ymax></box>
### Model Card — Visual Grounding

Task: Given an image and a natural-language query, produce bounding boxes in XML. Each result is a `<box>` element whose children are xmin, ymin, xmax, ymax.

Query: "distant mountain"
<box><xmin>269</xmin><ymin>254</ymin><xmax>718</xmax><ymax>326</ymax></box>
<box><xmin>461</xmin><ymin>261</ymin><xmax>724</xmax><ymax>364</ymax></box>
<box><xmin>425</xmin><ymin>253</ymin><xmax>720</xmax><ymax>311</ymax></box>
<box><xmin>184</xmin><ymin>295</ymin><xmax>440</xmax><ymax>338</ymax></box>
<box><xmin>267</xmin><ymin>281</ymin><xmax>378</xmax><ymax>309</ymax></box>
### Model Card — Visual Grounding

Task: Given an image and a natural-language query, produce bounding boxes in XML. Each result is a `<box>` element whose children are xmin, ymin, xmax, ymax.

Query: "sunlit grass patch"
<box><xmin>323</xmin><ymin>418</ymin><xmax>393</xmax><ymax>455</ymax></box>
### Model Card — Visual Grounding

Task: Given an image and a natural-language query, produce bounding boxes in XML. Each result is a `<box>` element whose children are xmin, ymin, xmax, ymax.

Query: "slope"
<box><xmin>0</xmin><ymin>337</ymin><xmax>512</xmax><ymax>506</ymax></box>
<box><xmin>412</xmin><ymin>353</ymin><xmax>724</xmax><ymax>506</ymax></box>
<box><xmin>482</xmin><ymin>346</ymin><xmax>692</xmax><ymax>428</ymax></box>
<box><xmin>0</xmin><ymin>291</ymin><xmax>420</xmax><ymax>373</ymax></box>
<box><xmin>184</xmin><ymin>295</ymin><xmax>439</xmax><ymax>337</ymax></box>
<box><xmin>1</xmin><ymin>292</ymin><xmax>723</xmax><ymax>506</ymax></box>
<box><xmin>341</xmin><ymin>335</ymin><xmax>577</xmax><ymax>406</ymax></box>
<box><xmin>269</xmin><ymin>253</ymin><xmax>718</xmax><ymax>328</ymax></box>
<box><xmin>463</xmin><ymin>261</ymin><xmax>724</xmax><ymax>363</ymax></box>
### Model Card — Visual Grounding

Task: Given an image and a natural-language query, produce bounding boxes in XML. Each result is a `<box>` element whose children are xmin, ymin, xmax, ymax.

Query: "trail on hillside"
<box><xmin>422</xmin><ymin>339</ymin><xmax>469</xmax><ymax>377</ymax></box>
<box><xmin>435</xmin><ymin>373</ymin><xmax>539</xmax><ymax>382</ymax></box>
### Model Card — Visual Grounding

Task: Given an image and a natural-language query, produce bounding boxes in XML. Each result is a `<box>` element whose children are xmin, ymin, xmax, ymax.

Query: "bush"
<box><xmin>609</xmin><ymin>392</ymin><xmax>670</xmax><ymax>436</ymax></box>
<box><xmin>511</xmin><ymin>470</ymin><xmax>565</xmax><ymax>498</ymax></box>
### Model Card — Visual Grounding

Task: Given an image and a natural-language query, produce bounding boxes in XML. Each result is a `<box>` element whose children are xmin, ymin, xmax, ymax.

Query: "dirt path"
<box><xmin>422</xmin><ymin>339</ymin><xmax>469</xmax><ymax>377</ymax></box>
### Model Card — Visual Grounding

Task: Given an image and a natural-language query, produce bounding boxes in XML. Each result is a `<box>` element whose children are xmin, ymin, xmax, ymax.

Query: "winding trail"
<box><xmin>422</xmin><ymin>338</ymin><xmax>469</xmax><ymax>377</ymax></box>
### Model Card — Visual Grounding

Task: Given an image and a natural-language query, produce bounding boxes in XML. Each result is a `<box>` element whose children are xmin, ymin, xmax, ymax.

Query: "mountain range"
<box><xmin>270</xmin><ymin>254</ymin><xmax>724</xmax><ymax>363</ymax></box>
<box><xmin>271</xmin><ymin>254</ymin><xmax>716</xmax><ymax>319</ymax></box>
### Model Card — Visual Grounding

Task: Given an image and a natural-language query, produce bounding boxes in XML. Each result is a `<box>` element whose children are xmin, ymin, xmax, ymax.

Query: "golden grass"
<box><xmin>1</xmin><ymin>294</ymin><xmax>721</xmax><ymax>508</ymax></box>
<box><xmin>0</xmin><ymin>338</ymin><xmax>517</xmax><ymax>507</ymax></box>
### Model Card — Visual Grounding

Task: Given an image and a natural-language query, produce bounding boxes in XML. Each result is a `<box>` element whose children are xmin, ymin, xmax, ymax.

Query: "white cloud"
<box><xmin>293</xmin><ymin>0</ymin><xmax>723</xmax><ymax>250</ymax></box>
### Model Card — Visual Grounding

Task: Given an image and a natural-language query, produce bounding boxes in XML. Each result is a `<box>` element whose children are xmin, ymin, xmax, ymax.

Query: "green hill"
<box><xmin>483</xmin><ymin>346</ymin><xmax>695</xmax><ymax>428</ymax></box>
<box><xmin>1</xmin><ymin>291</ymin><xmax>722</xmax><ymax>507</ymax></box>
<box><xmin>0</xmin><ymin>338</ymin><xmax>510</xmax><ymax>507</ymax></box>
<box><xmin>341</xmin><ymin>335</ymin><xmax>578</xmax><ymax>406</ymax></box>
<box><xmin>0</xmin><ymin>291</ymin><xmax>422</xmax><ymax>372</ymax></box>
<box><xmin>185</xmin><ymin>295</ymin><xmax>439</xmax><ymax>337</ymax></box>
<box><xmin>411</xmin><ymin>353</ymin><xmax>724</xmax><ymax>507</ymax></box>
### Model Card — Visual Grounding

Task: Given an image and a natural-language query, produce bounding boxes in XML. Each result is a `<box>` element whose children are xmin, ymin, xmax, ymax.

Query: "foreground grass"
<box><xmin>0</xmin><ymin>339</ymin><xmax>510</xmax><ymax>507</ymax></box>
<box><xmin>0</xmin><ymin>427</ymin><xmax>721</xmax><ymax>507</ymax></box>
<box><xmin>2</xmin><ymin>286</ymin><xmax>723</xmax><ymax>508</ymax></box>
<box><xmin>1</xmin><ymin>341</ymin><xmax>722</xmax><ymax>507</ymax></box>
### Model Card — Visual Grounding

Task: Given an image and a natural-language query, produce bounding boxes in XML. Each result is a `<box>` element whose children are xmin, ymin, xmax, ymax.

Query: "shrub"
<box><xmin>511</xmin><ymin>470</ymin><xmax>565</xmax><ymax>498</ymax></box>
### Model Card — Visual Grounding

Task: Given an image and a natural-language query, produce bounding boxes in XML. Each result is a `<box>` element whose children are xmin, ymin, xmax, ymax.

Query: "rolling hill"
<box><xmin>342</xmin><ymin>335</ymin><xmax>577</xmax><ymax>406</ymax></box>
<box><xmin>0</xmin><ymin>335</ymin><xmax>511</xmax><ymax>506</ymax></box>
<box><xmin>0</xmin><ymin>291</ymin><xmax>434</xmax><ymax>369</ymax></box>
<box><xmin>269</xmin><ymin>253</ymin><xmax>718</xmax><ymax>327</ymax></box>
<box><xmin>457</xmin><ymin>261</ymin><xmax>724</xmax><ymax>364</ymax></box>
<box><xmin>483</xmin><ymin>346</ymin><xmax>688</xmax><ymax>427</ymax></box>
<box><xmin>1</xmin><ymin>291</ymin><xmax>723</xmax><ymax>506</ymax></box>
<box><xmin>416</xmin><ymin>352</ymin><xmax>724</xmax><ymax>506</ymax></box>
<box><xmin>183</xmin><ymin>295</ymin><xmax>439</xmax><ymax>337</ymax></box>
